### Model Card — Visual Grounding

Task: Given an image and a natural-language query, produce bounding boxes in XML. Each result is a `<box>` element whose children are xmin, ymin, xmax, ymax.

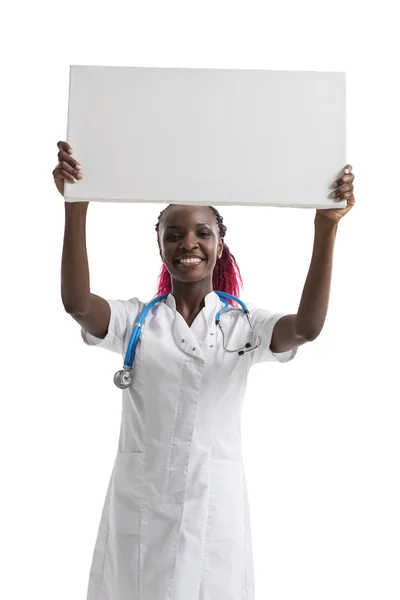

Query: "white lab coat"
<box><xmin>81</xmin><ymin>291</ymin><xmax>297</xmax><ymax>600</ymax></box>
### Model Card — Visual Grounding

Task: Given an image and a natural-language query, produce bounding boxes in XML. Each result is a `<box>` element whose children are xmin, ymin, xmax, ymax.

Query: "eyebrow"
<box><xmin>164</xmin><ymin>223</ymin><xmax>212</xmax><ymax>230</ymax></box>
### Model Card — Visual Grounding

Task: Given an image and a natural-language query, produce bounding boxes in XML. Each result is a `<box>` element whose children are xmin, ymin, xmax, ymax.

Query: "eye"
<box><xmin>165</xmin><ymin>230</ymin><xmax>211</xmax><ymax>241</ymax></box>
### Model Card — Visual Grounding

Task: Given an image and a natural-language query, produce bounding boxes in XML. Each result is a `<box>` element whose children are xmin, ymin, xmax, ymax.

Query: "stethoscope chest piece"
<box><xmin>114</xmin><ymin>366</ymin><xmax>133</xmax><ymax>389</ymax></box>
<box><xmin>113</xmin><ymin>291</ymin><xmax>260</xmax><ymax>389</ymax></box>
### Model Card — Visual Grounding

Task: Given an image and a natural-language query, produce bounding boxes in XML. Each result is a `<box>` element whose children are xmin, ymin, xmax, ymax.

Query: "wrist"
<box><xmin>65</xmin><ymin>201</ymin><xmax>89</xmax><ymax>213</ymax></box>
<box><xmin>314</xmin><ymin>213</ymin><xmax>339</xmax><ymax>231</ymax></box>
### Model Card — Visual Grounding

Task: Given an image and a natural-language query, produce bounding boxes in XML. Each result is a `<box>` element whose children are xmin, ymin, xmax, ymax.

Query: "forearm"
<box><xmin>61</xmin><ymin>201</ymin><xmax>91</xmax><ymax>313</ymax></box>
<box><xmin>295</xmin><ymin>215</ymin><xmax>338</xmax><ymax>340</ymax></box>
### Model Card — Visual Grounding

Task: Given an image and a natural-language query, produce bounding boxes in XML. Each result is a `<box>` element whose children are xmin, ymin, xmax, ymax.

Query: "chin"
<box><xmin>171</xmin><ymin>269</ymin><xmax>212</xmax><ymax>284</ymax></box>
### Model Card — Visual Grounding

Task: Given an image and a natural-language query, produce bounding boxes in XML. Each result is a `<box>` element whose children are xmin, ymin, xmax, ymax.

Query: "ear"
<box><xmin>218</xmin><ymin>238</ymin><xmax>224</xmax><ymax>259</ymax></box>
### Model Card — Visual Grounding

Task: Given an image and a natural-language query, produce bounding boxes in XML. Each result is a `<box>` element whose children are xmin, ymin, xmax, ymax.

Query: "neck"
<box><xmin>171</xmin><ymin>278</ymin><xmax>213</xmax><ymax>315</ymax></box>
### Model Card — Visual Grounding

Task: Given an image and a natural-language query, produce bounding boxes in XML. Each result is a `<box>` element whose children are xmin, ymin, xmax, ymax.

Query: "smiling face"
<box><xmin>158</xmin><ymin>205</ymin><xmax>224</xmax><ymax>285</ymax></box>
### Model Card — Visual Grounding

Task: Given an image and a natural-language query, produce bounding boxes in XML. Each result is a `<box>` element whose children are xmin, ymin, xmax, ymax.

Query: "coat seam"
<box><xmin>95</xmin><ymin>525</ymin><xmax>110</xmax><ymax>600</ymax></box>
<box><xmin>166</xmin><ymin>362</ymin><xmax>187</xmax><ymax>499</ymax></box>
<box><xmin>89</xmin><ymin>511</ymin><xmax>110</xmax><ymax>600</ymax></box>
<box><xmin>198</xmin><ymin>346</ymin><xmax>224</xmax><ymax>592</ymax></box>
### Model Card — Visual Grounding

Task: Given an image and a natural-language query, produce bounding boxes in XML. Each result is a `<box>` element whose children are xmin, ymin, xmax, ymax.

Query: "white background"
<box><xmin>1</xmin><ymin>1</ymin><xmax>399</xmax><ymax>599</ymax></box>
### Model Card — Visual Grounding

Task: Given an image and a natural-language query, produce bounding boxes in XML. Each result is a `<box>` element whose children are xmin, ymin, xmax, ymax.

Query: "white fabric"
<box><xmin>80</xmin><ymin>292</ymin><xmax>297</xmax><ymax>599</ymax></box>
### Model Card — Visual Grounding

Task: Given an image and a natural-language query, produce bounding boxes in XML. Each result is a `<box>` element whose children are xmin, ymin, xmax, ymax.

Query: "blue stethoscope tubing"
<box><xmin>114</xmin><ymin>291</ymin><xmax>261</xmax><ymax>389</ymax></box>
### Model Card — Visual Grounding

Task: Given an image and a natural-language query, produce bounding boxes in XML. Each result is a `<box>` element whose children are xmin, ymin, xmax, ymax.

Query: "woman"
<box><xmin>54</xmin><ymin>140</ymin><xmax>355</xmax><ymax>600</ymax></box>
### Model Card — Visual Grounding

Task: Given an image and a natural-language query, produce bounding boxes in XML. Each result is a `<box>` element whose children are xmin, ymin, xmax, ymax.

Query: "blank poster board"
<box><xmin>64</xmin><ymin>65</ymin><xmax>346</xmax><ymax>209</ymax></box>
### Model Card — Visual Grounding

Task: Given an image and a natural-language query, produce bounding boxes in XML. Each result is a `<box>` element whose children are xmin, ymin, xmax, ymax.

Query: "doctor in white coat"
<box><xmin>54</xmin><ymin>140</ymin><xmax>356</xmax><ymax>600</ymax></box>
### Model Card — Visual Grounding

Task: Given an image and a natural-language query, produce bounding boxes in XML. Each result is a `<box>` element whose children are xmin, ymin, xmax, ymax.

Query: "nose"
<box><xmin>179</xmin><ymin>232</ymin><xmax>199</xmax><ymax>250</ymax></box>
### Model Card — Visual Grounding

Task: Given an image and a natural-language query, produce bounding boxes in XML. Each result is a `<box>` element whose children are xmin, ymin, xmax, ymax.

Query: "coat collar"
<box><xmin>164</xmin><ymin>291</ymin><xmax>226</xmax><ymax>324</ymax></box>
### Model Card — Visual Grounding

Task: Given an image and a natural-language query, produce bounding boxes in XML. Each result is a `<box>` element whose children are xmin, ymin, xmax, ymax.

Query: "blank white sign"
<box><xmin>64</xmin><ymin>65</ymin><xmax>346</xmax><ymax>209</ymax></box>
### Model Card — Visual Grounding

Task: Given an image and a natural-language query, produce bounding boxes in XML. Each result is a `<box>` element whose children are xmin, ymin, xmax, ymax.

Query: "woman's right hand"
<box><xmin>53</xmin><ymin>141</ymin><xmax>84</xmax><ymax>196</ymax></box>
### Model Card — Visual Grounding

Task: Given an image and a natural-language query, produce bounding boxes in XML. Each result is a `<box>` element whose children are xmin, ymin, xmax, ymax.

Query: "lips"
<box><xmin>174</xmin><ymin>256</ymin><xmax>205</xmax><ymax>263</ymax></box>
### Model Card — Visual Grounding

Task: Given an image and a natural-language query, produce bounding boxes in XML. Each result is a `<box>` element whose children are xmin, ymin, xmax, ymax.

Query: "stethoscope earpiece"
<box><xmin>238</xmin><ymin>343</ymin><xmax>253</xmax><ymax>356</ymax></box>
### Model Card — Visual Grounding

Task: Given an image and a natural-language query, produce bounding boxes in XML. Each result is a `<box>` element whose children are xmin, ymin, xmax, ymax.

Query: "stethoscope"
<box><xmin>114</xmin><ymin>291</ymin><xmax>262</xmax><ymax>389</ymax></box>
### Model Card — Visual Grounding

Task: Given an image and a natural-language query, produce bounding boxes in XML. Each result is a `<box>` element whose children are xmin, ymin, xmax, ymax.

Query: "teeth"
<box><xmin>179</xmin><ymin>258</ymin><xmax>202</xmax><ymax>264</ymax></box>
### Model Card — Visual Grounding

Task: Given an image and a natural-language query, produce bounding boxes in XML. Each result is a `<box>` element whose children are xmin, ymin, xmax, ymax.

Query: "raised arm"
<box><xmin>54</xmin><ymin>141</ymin><xmax>111</xmax><ymax>339</ymax></box>
<box><xmin>270</xmin><ymin>164</ymin><xmax>356</xmax><ymax>353</ymax></box>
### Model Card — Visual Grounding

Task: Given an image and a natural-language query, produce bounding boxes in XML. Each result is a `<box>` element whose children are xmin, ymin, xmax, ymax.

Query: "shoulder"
<box><xmin>110</xmin><ymin>297</ymin><xmax>146</xmax><ymax>323</ymax></box>
<box><xmin>242</xmin><ymin>300</ymin><xmax>278</xmax><ymax>321</ymax></box>
<box><xmin>222</xmin><ymin>300</ymin><xmax>280</xmax><ymax>330</ymax></box>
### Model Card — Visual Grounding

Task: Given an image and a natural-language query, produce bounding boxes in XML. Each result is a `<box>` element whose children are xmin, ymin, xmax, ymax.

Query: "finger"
<box><xmin>53</xmin><ymin>167</ymin><xmax>77</xmax><ymax>183</ymax></box>
<box><xmin>332</xmin><ymin>172</ymin><xmax>355</xmax><ymax>188</ymax></box>
<box><xmin>57</xmin><ymin>141</ymin><xmax>73</xmax><ymax>155</ymax></box>
<box><xmin>330</xmin><ymin>183</ymin><xmax>353</xmax><ymax>199</ymax></box>
<box><xmin>334</xmin><ymin>182</ymin><xmax>353</xmax><ymax>194</ymax></box>
<box><xmin>56</xmin><ymin>160</ymin><xmax>83</xmax><ymax>179</ymax></box>
<box><xmin>57</xmin><ymin>148</ymin><xmax>82</xmax><ymax>172</ymax></box>
<box><xmin>336</xmin><ymin>193</ymin><xmax>355</xmax><ymax>205</ymax></box>
<box><xmin>53</xmin><ymin>161</ymin><xmax>83</xmax><ymax>180</ymax></box>
<box><xmin>334</xmin><ymin>193</ymin><xmax>352</xmax><ymax>202</ymax></box>
<box><xmin>344</xmin><ymin>164</ymin><xmax>352</xmax><ymax>174</ymax></box>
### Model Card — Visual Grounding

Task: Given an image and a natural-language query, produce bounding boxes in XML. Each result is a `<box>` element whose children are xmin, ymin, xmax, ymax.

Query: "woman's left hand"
<box><xmin>316</xmin><ymin>164</ymin><xmax>356</xmax><ymax>224</ymax></box>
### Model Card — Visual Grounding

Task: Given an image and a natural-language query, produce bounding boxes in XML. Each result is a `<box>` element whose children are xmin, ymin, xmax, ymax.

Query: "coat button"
<box><xmin>210</xmin><ymin>332</ymin><xmax>214</xmax><ymax>336</ymax></box>
<box><xmin>192</xmin><ymin>347</ymin><xmax>196</xmax><ymax>351</ymax></box>
<box><xmin>181</xmin><ymin>339</ymin><xmax>185</xmax><ymax>343</ymax></box>
<box><xmin>210</xmin><ymin>345</ymin><xmax>214</xmax><ymax>348</ymax></box>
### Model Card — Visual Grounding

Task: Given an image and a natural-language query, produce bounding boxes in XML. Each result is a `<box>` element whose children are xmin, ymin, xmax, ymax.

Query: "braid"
<box><xmin>154</xmin><ymin>204</ymin><xmax>243</xmax><ymax>306</ymax></box>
